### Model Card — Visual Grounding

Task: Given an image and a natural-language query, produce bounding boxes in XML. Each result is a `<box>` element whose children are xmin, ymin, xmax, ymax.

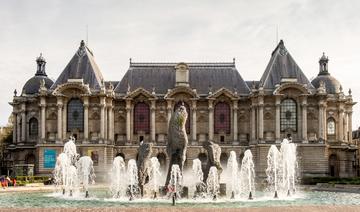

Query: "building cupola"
<box><xmin>35</xmin><ymin>53</ymin><xmax>47</xmax><ymax>76</ymax></box>
<box><xmin>311</xmin><ymin>52</ymin><xmax>341</xmax><ymax>94</ymax></box>
<box><xmin>21</xmin><ymin>53</ymin><xmax>54</xmax><ymax>95</ymax></box>
<box><xmin>319</xmin><ymin>52</ymin><xmax>329</xmax><ymax>75</ymax></box>
<box><xmin>175</xmin><ymin>62</ymin><xmax>189</xmax><ymax>87</ymax></box>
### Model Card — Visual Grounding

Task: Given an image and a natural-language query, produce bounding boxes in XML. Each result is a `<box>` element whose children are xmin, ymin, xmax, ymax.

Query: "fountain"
<box><xmin>63</xmin><ymin>136</ymin><xmax>78</xmax><ymax>164</ymax></box>
<box><xmin>127</xmin><ymin>159</ymin><xmax>139</xmax><ymax>200</ymax></box>
<box><xmin>149</xmin><ymin>157</ymin><xmax>161</xmax><ymax>199</ymax></box>
<box><xmin>266</xmin><ymin>145</ymin><xmax>280</xmax><ymax>198</ymax></box>
<box><xmin>53</xmin><ymin>153</ymin><xmax>70</xmax><ymax>195</ymax></box>
<box><xmin>76</xmin><ymin>156</ymin><xmax>95</xmax><ymax>198</ymax></box>
<box><xmin>239</xmin><ymin>149</ymin><xmax>255</xmax><ymax>200</ymax></box>
<box><xmin>227</xmin><ymin>151</ymin><xmax>239</xmax><ymax>199</ymax></box>
<box><xmin>109</xmin><ymin>156</ymin><xmax>127</xmax><ymax>198</ymax></box>
<box><xmin>66</xmin><ymin>165</ymin><xmax>78</xmax><ymax>196</ymax></box>
<box><xmin>42</xmin><ymin>133</ymin><xmax>351</xmax><ymax>209</ymax></box>
<box><xmin>265</xmin><ymin>139</ymin><xmax>298</xmax><ymax>198</ymax></box>
<box><xmin>206</xmin><ymin>166</ymin><xmax>220</xmax><ymax>201</ymax></box>
<box><xmin>168</xmin><ymin>164</ymin><xmax>182</xmax><ymax>205</ymax></box>
<box><xmin>53</xmin><ymin>137</ymin><xmax>96</xmax><ymax>197</ymax></box>
<box><xmin>279</xmin><ymin>138</ymin><xmax>297</xmax><ymax>196</ymax></box>
<box><xmin>192</xmin><ymin>159</ymin><xmax>206</xmax><ymax>198</ymax></box>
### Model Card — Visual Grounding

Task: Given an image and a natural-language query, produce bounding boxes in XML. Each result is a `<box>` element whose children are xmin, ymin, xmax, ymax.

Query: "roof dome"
<box><xmin>311</xmin><ymin>52</ymin><xmax>340</xmax><ymax>94</ymax></box>
<box><xmin>311</xmin><ymin>74</ymin><xmax>340</xmax><ymax>94</ymax></box>
<box><xmin>22</xmin><ymin>54</ymin><xmax>54</xmax><ymax>95</ymax></box>
<box><xmin>23</xmin><ymin>76</ymin><xmax>54</xmax><ymax>95</ymax></box>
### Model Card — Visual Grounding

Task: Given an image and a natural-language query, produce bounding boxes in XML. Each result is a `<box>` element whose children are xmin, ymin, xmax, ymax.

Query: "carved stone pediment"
<box><xmin>273</xmin><ymin>82</ymin><xmax>310</xmax><ymax>96</ymax></box>
<box><xmin>52</xmin><ymin>81</ymin><xmax>91</xmax><ymax>97</ymax></box>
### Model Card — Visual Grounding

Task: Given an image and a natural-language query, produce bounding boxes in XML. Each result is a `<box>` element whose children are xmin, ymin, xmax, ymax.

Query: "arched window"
<box><xmin>280</xmin><ymin>99</ymin><xmax>297</xmax><ymax>132</ymax></box>
<box><xmin>174</xmin><ymin>102</ymin><xmax>190</xmax><ymax>134</ymax></box>
<box><xmin>214</xmin><ymin>102</ymin><xmax>230</xmax><ymax>134</ymax></box>
<box><xmin>29</xmin><ymin>117</ymin><xmax>38</xmax><ymax>137</ymax></box>
<box><xmin>67</xmin><ymin>98</ymin><xmax>84</xmax><ymax>132</ymax></box>
<box><xmin>134</xmin><ymin>102</ymin><xmax>150</xmax><ymax>134</ymax></box>
<box><xmin>327</xmin><ymin>118</ymin><xmax>336</xmax><ymax>135</ymax></box>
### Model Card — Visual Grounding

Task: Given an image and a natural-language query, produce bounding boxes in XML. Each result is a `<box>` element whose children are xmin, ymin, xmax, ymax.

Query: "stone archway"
<box><xmin>198</xmin><ymin>153</ymin><xmax>208</xmax><ymax>172</ymax></box>
<box><xmin>220</xmin><ymin>152</ymin><xmax>228</xmax><ymax>167</ymax></box>
<box><xmin>329</xmin><ymin>154</ymin><xmax>340</xmax><ymax>177</ymax></box>
<box><xmin>25</xmin><ymin>153</ymin><xmax>35</xmax><ymax>164</ymax></box>
<box><xmin>157</xmin><ymin>152</ymin><xmax>167</xmax><ymax>171</ymax></box>
<box><xmin>116</xmin><ymin>152</ymin><xmax>125</xmax><ymax>160</ymax></box>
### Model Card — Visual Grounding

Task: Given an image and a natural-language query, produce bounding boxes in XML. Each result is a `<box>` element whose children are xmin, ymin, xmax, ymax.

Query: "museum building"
<box><xmin>6</xmin><ymin>40</ymin><xmax>357</xmax><ymax>178</ymax></box>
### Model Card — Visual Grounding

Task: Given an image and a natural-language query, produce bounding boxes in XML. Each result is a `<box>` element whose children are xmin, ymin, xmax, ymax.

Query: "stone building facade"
<box><xmin>7</xmin><ymin>40</ymin><xmax>357</xmax><ymax>178</ymax></box>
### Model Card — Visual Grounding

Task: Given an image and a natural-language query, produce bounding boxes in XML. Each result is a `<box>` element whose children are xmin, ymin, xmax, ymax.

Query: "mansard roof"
<box><xmin>259</xmin><ymin>40</ymin><xmax>314</xmax><ymax>90</ymax></box>
<box><xmin>51</xmin><ymin>40</ymin><xmax>104</xmax><ymax>91</ymax></box>
<box><xmin>114</xmin><ymin>62</ymin><xmax>250</xmax><ymax>95</ymax></box>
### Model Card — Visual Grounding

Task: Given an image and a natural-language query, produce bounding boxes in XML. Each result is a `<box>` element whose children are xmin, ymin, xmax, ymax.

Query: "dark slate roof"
<box><xmin>259</xmin><ymin>40</ymin><xmax>313</xmax><ymax>90</ymax></box>
<box><xmin>105</xmin><ymin>81</ymin><xmax>119</xmax><ymax>89</ymax></box>
<box><xmin>22</xmin><ymin>54</ymin><xmax>54</xmax><ymax>95</ymax></box>
<box><xmin>22</xmin><ymin>76</ymin><xmax>53</xmax><ymax>95</ymax></box>
<box><xmin>311</xmin><ymin>75</ymin><xmax>340</xmax><ymax>94</ymax></box>
<box><xmin>115</xmin><ymin>62</ymin><xmax>250</xmax><ymax>95</ymax></box>
<box><xmin>245</xmin><ymin>81</ymin><xmax>260</xmax><ymax>90</ymax></box>
<box><xmin>51</xmin><ymin>41</ymin><xmax>104</xmax><ymax>90</ymax></box>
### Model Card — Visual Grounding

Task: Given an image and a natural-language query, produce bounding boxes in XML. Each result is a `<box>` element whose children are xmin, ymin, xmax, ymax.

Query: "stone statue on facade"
<box><xmin>137</xmin><ymin>141</ymin><xmax>153</xmax><ymax>197</ymax></box>
<box><xmin>202</xmin><ymin>141</ymin><xmax>222</xmax><ymax>182</ymax></box>
<box><xmin>165</xmin><ymin>104</ymin><xmax>188</xmax><ymax>186</ymax></box>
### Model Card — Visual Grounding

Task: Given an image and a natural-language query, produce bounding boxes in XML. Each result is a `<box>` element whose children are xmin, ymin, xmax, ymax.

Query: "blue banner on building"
<box><xmin>44</xmin><ymin>149</ymin><xmax>56</xmax><ymax>168</ymax></box>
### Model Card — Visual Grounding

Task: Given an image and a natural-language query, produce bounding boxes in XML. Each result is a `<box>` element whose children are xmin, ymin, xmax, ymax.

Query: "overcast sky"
<box><xmin>1</xmin><ymin>0</ymin><xmax>360</xmax><ymax>129</ymax></box>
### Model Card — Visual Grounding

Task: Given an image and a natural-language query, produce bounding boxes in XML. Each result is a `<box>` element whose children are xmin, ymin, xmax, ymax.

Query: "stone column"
<box><xmin>104</xmin><ymin>104</ymin><xmax>108</xmax><ymax>141</ymax></box>
<box><xmin>40</xmin><ymin>97</ymin><xmax>46</xmax><ymax>142</ymax></box>
<box><xmin>17</xmin><ymin>115</ymin><xmax>21</xmax><ymax>143</ymax></box>
<box><xmin>250</xmin><ymin>104</ymin><xmax>256</xmax><ymax>143</ymax></box>
<box><xmin>191</xmin><ymin>100</ymin><xmax>197</xmax><ymax>143</ymax></box>
<box><xmin>275</xmin><ymin>96</ymin><xmax>281</xmax><ymax>143</ymax></box>
<box><xmin>126</xmin><ymin>99</ymin><xmax>132</xmax><ymax>142</ymax></box>
<box><xmin>344</xmin><ymin>112</ymin><xmax>349</xmax><ymax>142</ymax></box>
<box><xmin>62</xmin><ymin>99</ymin><xmax>67</xmax><ymax>141</ymax></box>
<box><xmin>100</xmin><ymin>97</ymin><xmax>106</xmax><ymax>143</ymax></box>
<box><xmin>166</xmin><ymin>100</ymin><xmax>173</xmax><ymax>127</ymax></box>
<box><xmin>318</xmin><ymin>101</ymin><xmax>324</xmax><ymax>141</ymax></box>
<box><xmin>151</xmin><ymin>100</ymin><xmax>156</xmax><ymax>142</ymax></box>
<box><xmin>338</xmin><ymin>106</ymin><xmax>344</xmax><ymax>142</ymax></box>
<box><xmin>349</xmin><ymin>111</ymin><xmax>353</xmax><ymax>144</ymax></box>
<box><xmin>323</xmin><ymin>105</ymin><xmax>327</xmax><ymax>141</ymax></box>
<box><xmin>258</xmin><ymin>97</ymin><xmax>264</xmax><ymax>142</ymax></box>
<box><xmin>233</xmin><ymin>100</ymin><xmax>238</xmax><ymax>143</ymax></box>
<box><xmin>108</xmin><ymin>102</ymin><xmax>114</xmax><ymax>143</ymax></box>
<box><xmin>21</xmin><ymin>103</ymin><xmax>26</xmax><ymax>142</ymax></box>
<box><xmin>83</xmin><ymin>97</ymin><xmax>89</xmax><ymax>142</ymax></box>
<box><xmin>56</xmin><ymin>97</ymin><xmax>63</xmax><ymax>143</ymax></box>
<box><xmin>208</xmin><ymin>99</ymin><xmax>214</xmax><ymax>141</ymax></box>
<box><xmin>13</xmin><ymin>112</ymin><xmax>17</xmax><ymax>144</ymax></box>
<box><xmin>301</xmin><ymin>97</ymin><xmax>308</xmax><ymax>143</ymax></box>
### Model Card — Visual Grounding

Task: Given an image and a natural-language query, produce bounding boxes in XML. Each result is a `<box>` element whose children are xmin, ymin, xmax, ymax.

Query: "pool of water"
<box><xmin>1</xmin><ymin>188</ymin><xmax>360</xmax><ymax>208</ymax></box>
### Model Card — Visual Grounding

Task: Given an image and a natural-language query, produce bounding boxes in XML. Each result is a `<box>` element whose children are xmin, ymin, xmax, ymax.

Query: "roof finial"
<box><xmin>35</xmin><ymin>53</ymin><xmax>47</xmax><ymax>76</ymax></box>
<box><xmin>349</xmin><ymin>88</ymin><xmax>352</xmax><ymax>96</ymax></box>
<box><xmin>129</xmin><ymin>58</ymin><xmax>132</xmax><ymax>65</ymax></box>
<box><xmin>319</xmin><ymin>52</ymin><xmax>329</xmax><ymax>75</ymax></box>
<box><xmin>80</xmin><ymin>40</ymin><xmax>85</xmax><ymax>48</ymax></box>
<box><xmin>127</xmin><ymin>83</ymin><xmax>131</xmax><ymax>94</ymax></box>
<box><xmin>13</xmin><ymin>89</ymin><xmax>17</xmax><ymax>97</ymax></box>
